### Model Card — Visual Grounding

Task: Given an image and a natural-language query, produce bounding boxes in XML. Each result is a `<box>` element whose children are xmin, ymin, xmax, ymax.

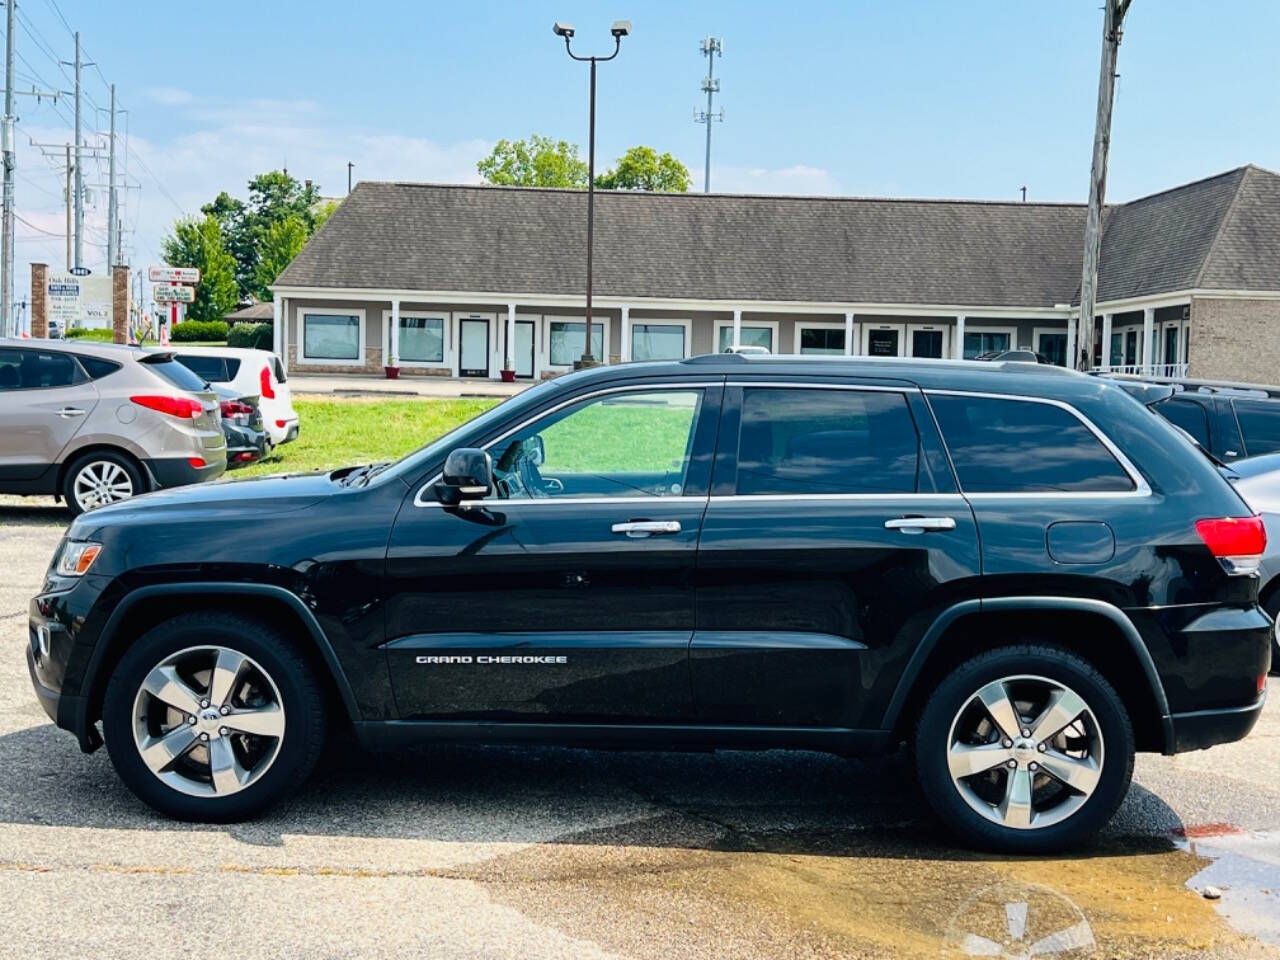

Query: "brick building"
<box><xmin>269</xmin><ymin>164</ymin><xmax>1280</xmax><ymax>383</ymax></box>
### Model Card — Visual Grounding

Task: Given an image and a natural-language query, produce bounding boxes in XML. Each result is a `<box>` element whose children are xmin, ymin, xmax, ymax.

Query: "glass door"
<box><xmin>907</xmin><ymin>324</ymin><xmax>949</xmax><ymax>359</ymax></box>
<box><xmin>459</xmin><ymin>318</ymin><xmax>489</xmax><ymax>377</ymax></box>
<box><xmin>515</xmin><ymin>320</ymin><xmax>535</xmax><ymax>378</ymax></box>
<box><xmin>862</xmin><ymin>324</ymin><xmax>903</xmax><ymax>357</ymax></box>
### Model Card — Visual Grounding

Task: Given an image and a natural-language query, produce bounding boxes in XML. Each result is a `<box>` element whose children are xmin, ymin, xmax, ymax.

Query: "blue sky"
<box><xmin>9</xmin><ymin>0</ymin><xmax>1280</xmax><ymax>307</ymax></box>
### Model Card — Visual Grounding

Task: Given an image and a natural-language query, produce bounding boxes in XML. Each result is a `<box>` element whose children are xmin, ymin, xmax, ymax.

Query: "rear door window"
<box><xmin>930</xmin><ymin>393</ymin><xmax>1134</xmax><ymax>493</ymax></box>
<box><xmin>175</xmin><ymin>354</ymin><xmax>228</xmax><ymax>382</ymax></box>
<box><xmin>735</xmin><ymin>387</ymin><xmax>921</xmax><ymax>495</ymax></box>
<box><xmin>1</xmin><ymin>348</ymin><xmax>84</xmax><ymax>389</ymax></box>
<box><xmin>1232</xmin><ymin>399</ymin><xmax>1280</xmax><ymax>456</ymax></box>
<box><xmin>1155</xmin><ymin>397</ymin><xmax>1210</xmax><ymax>449</ymax></box>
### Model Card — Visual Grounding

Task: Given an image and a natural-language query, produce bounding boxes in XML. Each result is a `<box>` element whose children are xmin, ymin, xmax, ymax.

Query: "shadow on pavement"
<box><xmin>0</xmin><ymin>504</ymin><xmax>69</xmax><ymax>528</ymax></box>
<box><xmin>0</xmin><ymin>719</ymin><xmax>1185</xmax><ymax>861</ymax></box>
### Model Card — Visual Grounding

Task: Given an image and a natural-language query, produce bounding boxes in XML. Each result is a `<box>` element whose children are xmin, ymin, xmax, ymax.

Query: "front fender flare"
<box><xmin>880</xmin><ymin>596</ymin><xmax>1174</xmax><ymax>753</ymax></box>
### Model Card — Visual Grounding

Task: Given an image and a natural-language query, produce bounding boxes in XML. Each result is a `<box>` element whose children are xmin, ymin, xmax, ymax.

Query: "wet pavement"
<box><xmin>2</xmin><ymin>497</ymin><xmax>1279</xmax><ymax>959</ymax></box>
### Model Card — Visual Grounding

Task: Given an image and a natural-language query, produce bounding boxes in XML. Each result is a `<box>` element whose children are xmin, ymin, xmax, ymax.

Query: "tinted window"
<box><xmin>79</xmin><ymin>356</ymin><xmax>122</xmax><ymax>380</ymax></box>
<box><xmin>736</xmin><ymin>388</ymin><xmax>920</xmax><ymax>495</ymax></box>
<box><xmin>176</xmin><ymin>354</ymin><xmax>228</xmax><ymax>382</ymax></box>
<box><xmin>1155</xmin><ymin>398</ymin><xmax>1210</xmax><ymax>448</ymax></box>
<box><xmin>145</xmin><ymin>357</ymin><xmax>209</xmax><ymax>392</ymax></box>
<box><xmin>0</xmin><ymin>348</ymin><xmax>82</xmax><ymax>389</ymax></box>
<box><xmin>491</xmin><ymin>389</ymin><xmax>703</xmax><ymax>499</ymax></box>
<box><xmin>1233</xmin><ymin>399</ymin><xmax>1280</xmax><ymax>456</ymax></box>
<box><xmin>225</xmin><ymin>357</ymin><xmax>242</xmax><ymax>379</ymax></box>
<box><xmin>272</xmin><ymin>357</ymin><xmax>286</xmax><ymax>383</ymax></box>
<box><xmin>931</xmin><ymin>394</ymin><xmax>1133</xmax><ymax>493</ymax></box>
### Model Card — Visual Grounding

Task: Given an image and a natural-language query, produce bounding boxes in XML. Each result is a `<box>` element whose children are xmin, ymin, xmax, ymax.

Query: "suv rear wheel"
<box><xmin>102</xmin><ymin>612</ymin><xmax>326</xmax><ymax>821</ymax></box>
<box><xmin>62</xmin><ymin>450</ymin><xmax>144</xmax><ymax>515</ymax></box>
<box><xmin>914</xmin><ymin>645</ymin><xmax>1134</xmax><ymax>853</ymax></box>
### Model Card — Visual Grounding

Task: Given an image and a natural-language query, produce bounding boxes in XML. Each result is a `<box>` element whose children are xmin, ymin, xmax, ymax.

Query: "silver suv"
<box><xmin>0</xmin><ymin>339</ymin><xmax>226</xmax><ymax>515</ymax></box>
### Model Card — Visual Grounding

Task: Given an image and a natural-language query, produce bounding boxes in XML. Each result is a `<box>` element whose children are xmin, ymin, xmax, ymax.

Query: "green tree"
<box><xmin>160</xmin><ymin>214</ymin><xmax>239</xmax><ymax>325</ymax></box>
<box><xmin>477</xmin><ymin>134</ymin><xmax>589</xmax><ymax>188</ymax></box>
<box><xmin>200</xmin><ymin>191</ymin><xmax>251</xmax><ymax>299</ymax></box>
<box><xmin>595</xmin><ymin>146</ymin><xmax>691</xmax><ymax>192</ymax></box>
<box><xmin>252</xmin><ymin>215</ymin><xmax>310</xmax><ymax>299</ymax></box>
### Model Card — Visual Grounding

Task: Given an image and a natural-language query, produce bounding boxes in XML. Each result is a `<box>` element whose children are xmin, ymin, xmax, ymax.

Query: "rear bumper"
<box><xmin>143</xmin><ymin>455</ymin><xmax>226</xmax><ymax>489</ymax></box>
<box><xmin>266</xmin><ymin>416</ymin><xmax>298</xmax><ymax>446</ymax></box>
<box><xmin>1169</xmin><ymin>693</ymin><xmax>1267</xmax><ymax>752</ymax></box>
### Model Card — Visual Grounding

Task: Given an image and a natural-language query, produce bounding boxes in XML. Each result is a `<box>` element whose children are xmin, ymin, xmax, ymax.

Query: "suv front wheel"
<box><xmin>102</xmin><ymin>612</ymin><xmax>326</xmax><ymax>821</ymax></box>
<box><xmin>914</xmin><ymin>645</ymin><xmax>1134</xmax><ymax>853</ymax></box>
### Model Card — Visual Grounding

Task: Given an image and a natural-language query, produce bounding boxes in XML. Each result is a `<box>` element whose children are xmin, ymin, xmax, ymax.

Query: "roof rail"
<box><xmin>681</xmin><ymin>352</ymin><xmax>746</xmax><ymax>364</ymax></box>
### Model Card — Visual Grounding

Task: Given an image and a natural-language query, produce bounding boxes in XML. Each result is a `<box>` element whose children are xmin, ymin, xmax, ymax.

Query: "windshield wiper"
<box><xmin>351</xmin><ymin>461</ymin><xmax>393</xmax><ymax>487</ymax></box>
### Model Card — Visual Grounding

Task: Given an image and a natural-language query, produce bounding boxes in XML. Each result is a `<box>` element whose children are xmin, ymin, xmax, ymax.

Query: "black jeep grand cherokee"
<box><xmin>27</xmin><ymin>355</ymin><xmax>1272</xmax><ymax>851</ymax></box>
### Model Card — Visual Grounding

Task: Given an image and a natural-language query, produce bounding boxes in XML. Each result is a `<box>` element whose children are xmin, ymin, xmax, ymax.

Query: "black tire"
<box><xmin>914</xmin><ymin>644</ymin><xmax>1134</xmax><ymax>854</ymax></box>
<box><xmin>1262</xmin><ymin>591</ymin><xmax>1280</xmax><ymax>676</ymax></box>
<box><xmin>61</xmin><ymin>449</ymin><xmax>145</xmax><ymax>516</ymax></box>
<box><xmin>102</xmin><ymin>612</ymin><xmax>326</xmax><ymax>822</ymax></box>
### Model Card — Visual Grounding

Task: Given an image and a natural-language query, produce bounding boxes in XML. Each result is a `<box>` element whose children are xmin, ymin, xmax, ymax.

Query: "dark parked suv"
<box><xmin>1108</xmin><ymin>376</ymin><xmax>1280</xmax><ymax>463</ymax></box>
<box><xmin>27</xmin><ymin>355</ymin><xmax>1271</xmax><ymax>851</ymax></box>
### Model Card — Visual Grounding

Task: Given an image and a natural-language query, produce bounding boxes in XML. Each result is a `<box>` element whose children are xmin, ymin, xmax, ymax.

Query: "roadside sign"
<box><xmin>154</xmin><ymin>285</ymin><xmax>195</xmax><ymax>303</ymax></box>
<box><xmin>148</xmin><ymin>265</ymin><xmax>200</xmax><ymax>284</ymax></box>
<box><xmin>68</xmin><ymin>266</ymin><xmax>91</xmax><ymax>276</ymax></box>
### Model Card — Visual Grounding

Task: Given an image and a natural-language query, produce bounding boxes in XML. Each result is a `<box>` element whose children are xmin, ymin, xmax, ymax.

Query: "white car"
<box><xmin>172</xmin><ymin>347</ymin><xmax>299</xmax><ymax>446</ymax></box>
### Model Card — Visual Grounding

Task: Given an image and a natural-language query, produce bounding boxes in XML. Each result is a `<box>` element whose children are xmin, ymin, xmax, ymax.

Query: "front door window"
<box><xmin>491</xmin><ymin>389</ymin><xmax>704</xmax><ymax>500</ymax></box>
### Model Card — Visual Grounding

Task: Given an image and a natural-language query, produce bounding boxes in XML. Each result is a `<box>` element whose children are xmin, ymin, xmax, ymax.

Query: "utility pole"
<box><xmin>2</xmin><ymin>0</ymin><xmax>15</xmax><ymax>337</ymax></box>
<box><xmin>1075</xmin><ymin>0</ymin><xmax>1131</xmax><ymax>371</ymax></box>
<box><xmin>63</xmin><ymin>145</ymin><xmax>71</xmax><ymax>269</ymax></box>
<box><xmin>63</xmin><ymin>32</ymin><xmax>92</xmax><ymax>272</ymax></box>
<box><xmin>694</xmin><ymin>37</ymin><xmax>723</xmax><ymax>193</ymax></box>
<box><xmin>106</xmin><ymin>84</ymin><xmax>117</xmax><ymax>267</ymax></box>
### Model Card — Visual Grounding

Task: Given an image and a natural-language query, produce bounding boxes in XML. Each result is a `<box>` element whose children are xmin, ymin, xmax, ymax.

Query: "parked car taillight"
<box><xmin>131</xmin><ymin>395</ymin><xmax>202</xmax><ymax>419</ymax></box>
<box><xmin>1195</xmin><ymin>515</ymin><xmax>1267</xmax><ymax>574</ymax></box>
<box><xmin>260</xmin><ymin>365</ymin><xmax>276</xmax><ymax>399</ymax></box>
<box><xmin>219</xmin><ymin>400</ymin><xmax>254</xmax><ymax>422</ymax></box>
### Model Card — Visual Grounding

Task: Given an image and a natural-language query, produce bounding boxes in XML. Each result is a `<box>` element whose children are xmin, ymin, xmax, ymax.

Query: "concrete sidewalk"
<box><xmin>287</xmin><ymin>373</ymin><xmax>531</xmax><ymax>398</ymax></box>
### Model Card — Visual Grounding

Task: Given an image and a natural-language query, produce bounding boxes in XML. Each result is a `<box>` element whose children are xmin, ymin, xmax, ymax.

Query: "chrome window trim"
<box><xmin>413</xmin><ymin>381</ymin><xmax>719</xmax><ymax>508</ymax></box>
<box><xmin>924</xmin><ymin>388</ymin><xmax>1153</xmax><ymax>498</ymax></box>
<box><xmin>708</xmin><ymin>492</ymin><xmax>968</xmax><ymax>504</ymax></box>
<box><xmin>725</xmin><ymin>380</ymin><xmax>912</xmax><ymax>393</ymax></box>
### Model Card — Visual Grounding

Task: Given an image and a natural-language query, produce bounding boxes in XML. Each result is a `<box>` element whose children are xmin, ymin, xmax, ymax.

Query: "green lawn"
<box><xmin>232</xmin><ymin>395</ymin><xmax>500</xmax><ymax>479</ymax></box>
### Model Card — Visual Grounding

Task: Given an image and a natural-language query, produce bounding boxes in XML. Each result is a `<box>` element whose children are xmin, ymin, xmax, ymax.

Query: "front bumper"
<box><xmin>27</xmin><ymin>593</ymin><xmax>102</xmax><ymax>752</ymax></box>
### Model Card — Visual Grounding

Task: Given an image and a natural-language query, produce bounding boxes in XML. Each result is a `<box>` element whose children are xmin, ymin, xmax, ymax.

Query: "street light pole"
<box><xmin>554</xmin><ymin>20</ymin><xmax>630</xmax><ymax>368</ymax></box>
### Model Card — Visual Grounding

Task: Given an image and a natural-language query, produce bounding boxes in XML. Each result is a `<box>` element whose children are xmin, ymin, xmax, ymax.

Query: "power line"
<box><xmin>15</xmin><ymin>211</ymin><xmax>62</xmax><ymax>236</ymax></box>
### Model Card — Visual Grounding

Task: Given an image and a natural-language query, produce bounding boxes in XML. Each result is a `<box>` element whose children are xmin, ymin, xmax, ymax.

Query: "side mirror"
<box><xmin>438</xmin><ymin>447</ymin><xmax>492</xmax><ymax>504</ymax></box>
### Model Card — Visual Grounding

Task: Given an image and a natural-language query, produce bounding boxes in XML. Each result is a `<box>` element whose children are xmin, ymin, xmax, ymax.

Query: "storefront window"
<box><xmin>399</xmin><ymin>316</ymin><xmax>444</xmax><ymax>364</ymax></box>
<box><xmin>799</xmin><ymin>327</ymin><xmax>845</xmax><ymax>354</ymax></box>
<box><xmin>549</xmin><ymin>321</ymin><xmax>604</xmax><ymax>366</ymax></box>
<box><xmin>963</xmin><ymin>330</ymin><xmax>1011</xmax><ymax>359</ymax></box>
<box><xmin>631</xmin><ymin>323</ymin><xmax>686</xmax><ymax>361</ymax></box>
<box><xmin>303</xmin><ymin>314</ymin><xmax>360</xmax><ymax>360</ymax></box>
<box><xmin>718</xmin><ymin>325</ymin><xmax>773</xmax><ymax>353</ymax></box>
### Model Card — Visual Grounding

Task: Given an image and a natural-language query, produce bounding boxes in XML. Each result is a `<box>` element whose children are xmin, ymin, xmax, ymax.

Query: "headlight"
<box><xmin>56</xmin><ymin>540</ymin><xmax>102</xmax><ymax>577</ymax></box>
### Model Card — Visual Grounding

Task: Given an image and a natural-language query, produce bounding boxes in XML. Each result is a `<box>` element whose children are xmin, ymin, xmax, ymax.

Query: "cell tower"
<box><xmin>694</xmin><ymin>37</ymin><xmax>724</xmax><ymax>193</ymax></box>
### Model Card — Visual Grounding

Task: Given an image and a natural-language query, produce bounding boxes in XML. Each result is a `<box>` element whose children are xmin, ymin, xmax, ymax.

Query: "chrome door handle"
<box><xmin>884</xmin><ymin>516</ymin><xmax>956</xmax><ymax>534</ymax></box>
<box><xmin>56</xmin><ymin>407</ymin><xmax>86</xmax><ymax>418</ymax></box>
<box><xmin>611</xmin><ymin>520</ymin><xmax>682</xmax><ymax>538</ymax></box>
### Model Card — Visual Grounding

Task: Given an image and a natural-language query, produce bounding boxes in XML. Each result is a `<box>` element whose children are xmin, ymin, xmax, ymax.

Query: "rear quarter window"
<box><xmin>1154</xmin><ymin>397</ymin><xmax>1210</xmax><ymax>449</ymax></box>
<box><xmin>930</xmin><ymin>393</ymin><xmax>1134</xmax><ymax>493</ymax></box>
<box><xmin>78</xmin><ymin>356</ymin><xmax>122</xmax><ymax>380</ymax></box>
<box><xmin>1232</xmin><ymin>399</ymin><xmax>1280</xmax><ymax>456</ymax></box>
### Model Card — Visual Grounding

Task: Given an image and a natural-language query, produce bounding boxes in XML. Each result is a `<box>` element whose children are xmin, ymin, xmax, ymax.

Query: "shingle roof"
<box><xmin>224</xmin><ymin>302</ymin><xmax>274</xmax><ymax>323</ymax></box>
<box><xmin>275</xmin><ymin>166</ymin><xmax>1280</xmax><ymax>308</ymax></box>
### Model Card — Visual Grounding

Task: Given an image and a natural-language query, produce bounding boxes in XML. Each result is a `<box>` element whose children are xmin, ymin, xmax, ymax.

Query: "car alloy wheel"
<box><xmin>72</xmin><ymin>459</ymin><xmax>134</xmax><ymax>511</ymax></box>
<box><xmin>131</xmin><ymin>645</ymin><xmax>286</xmax><ymax>798</ymax></box>
<box><xmin>945</xmin><ymin>674</ymin><xmax>1103</xmax><ymax>831</ymax></box>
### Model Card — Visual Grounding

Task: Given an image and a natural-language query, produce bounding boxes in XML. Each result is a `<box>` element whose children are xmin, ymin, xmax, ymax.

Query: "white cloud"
<box><xmin>143</xmin><ymin>86</ymin><xmax>193</xmax><ymax>106</ymax></box>
<box><xmin>710</xmin><ymin>163</ymin><xmax>841</xmax><ymax>196</ymax></box>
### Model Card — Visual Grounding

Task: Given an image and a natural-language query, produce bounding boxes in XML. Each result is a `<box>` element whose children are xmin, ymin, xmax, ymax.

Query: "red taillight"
<box><xmin>219</xmin><ymin>400</ymin><xmax>253</xmax><ymax>418</ymax></box>
<box><xmin>187</xmin><ymin>457</ymin><xmax>206</xmax><ymax>469</ymax></box>
<box><xmin>234</xmin><ymin>451</ymin><xmax>256</xmax><ymax>462</ymax></box>
<box><xmin>260</xmin><ymin>365</ymin><xmax>276</xmax><ymax>399</ymax></box>
<box><xmin>275</xmin><ymin>419</ymin><xmax>286</xmax><ymax>428</ymax></box>
<box><xmin>1195</xmin><ymin>516</ymin><xmax>1267</xmax><ymax>571</ymax></box>
<box><xmin>131</xmin><ymin>395</ymin><xmax>202</xmax><ymax>419</ymax></box>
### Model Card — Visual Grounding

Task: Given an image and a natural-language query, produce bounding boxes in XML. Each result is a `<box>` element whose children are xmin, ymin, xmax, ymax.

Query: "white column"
<box><xmin>389</xmin><ymin>298</ymin><xmax>400</xmax><ymax>367</ymax></box>
<box><xmin>1101</xmin><ymin>312</ymin><xmax>1113</xmax><ymax>368</ymax></box>
<box><xmin>844</xmin><ymin>311</ymin><xmax>854</xmax><ymax>356</ymax></box>
<box><xmin>505</xmin><ymin>302</ymin><xmax>516</xmax><ymax>371</ymax></box>
<box><xmin>280</xmin><ymin>297</ymin><xmax>289</xmax><ymax>375</ymax></box>
<box><xmin>620</xmin><ymin>305</ymin><xmax>632</xmax><ymax>361</ymax></box>
<box><xmin>1066</xmin><ymin>313</ymin><xmax>1077</xmax><ymax>370</ymax></box>
<box><xmin>732</xmin><ymin>308</ymin><xmax>742</xmax><ymax>350</ymax></box>
<box><xmin>272</xmin><ymin>296</ymin><xmax>283</xmax><ymax>356</ymax></box>
<box><xmin>954</xmin><ymin>314</ymin><xmax>966</xmax><ymax>359</ymax></box>
<box><xmin>1142</xmin><ymin>307</ymin><xmax>1155</xmax><ymax>374</ymax></box>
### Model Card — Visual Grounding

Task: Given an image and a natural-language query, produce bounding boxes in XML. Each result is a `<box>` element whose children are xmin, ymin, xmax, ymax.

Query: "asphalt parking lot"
<box><xmin>3</xmin><ymin>498</ymin><xmax>1280</xmax><ymax>959</ymax></box>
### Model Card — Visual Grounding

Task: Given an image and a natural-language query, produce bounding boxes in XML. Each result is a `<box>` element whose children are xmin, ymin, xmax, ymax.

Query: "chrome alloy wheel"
<box><xmin>946</xmin><ymin>674</ymin><xmax>1103</xmax><ymax>831</ymax></box>
<box><xmin>131</xmin><ymin>645</ymin><xmax>286</xmax><ymax>798</ymax></box>
<box><xmin>72</xmin><ymin>460</ymin><xmax>134</xmax><ymax>511</ymax></box>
